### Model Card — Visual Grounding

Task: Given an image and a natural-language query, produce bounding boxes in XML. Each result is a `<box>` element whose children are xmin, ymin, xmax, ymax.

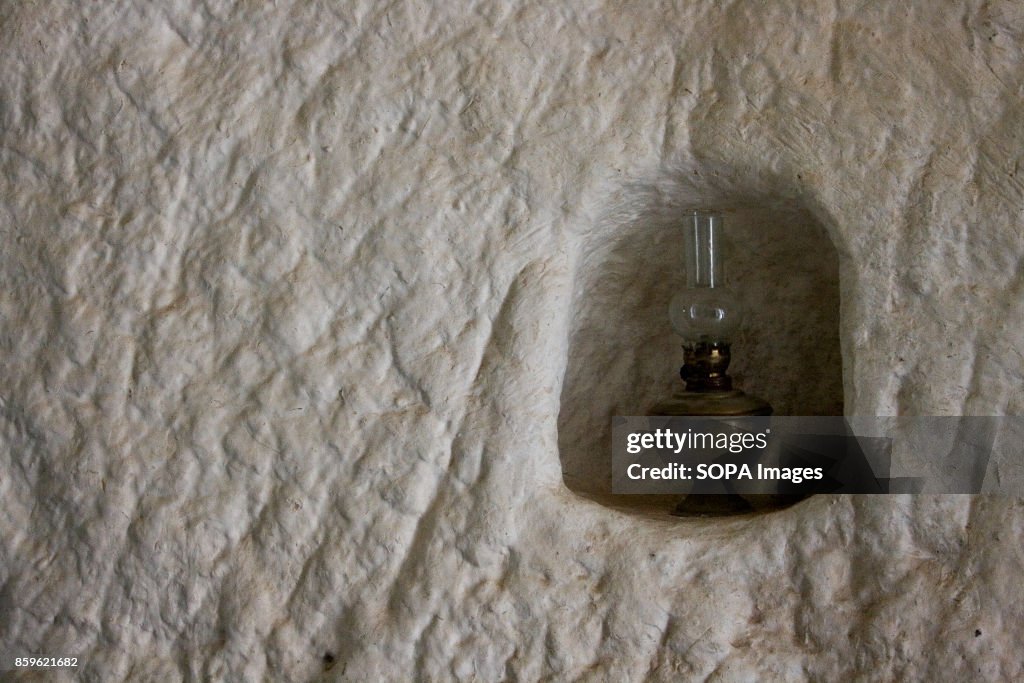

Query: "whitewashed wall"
<box><xmin>2</xmin><ymin>2</ymin><xmax>1022</xmax><ymax>680</ymax></box>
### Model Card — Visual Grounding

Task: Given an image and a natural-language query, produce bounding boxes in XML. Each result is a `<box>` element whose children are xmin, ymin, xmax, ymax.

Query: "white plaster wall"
<box><xmin>1</xmin><ymin>1</ymin><xmax>1022</xmax><ymax>680</ymax></box>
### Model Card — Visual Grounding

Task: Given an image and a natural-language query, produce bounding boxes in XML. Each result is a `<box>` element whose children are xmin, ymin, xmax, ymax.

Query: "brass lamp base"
<box><xmin>650</xmin><ymin>387</ymin><xmax>774</xmax><ymax>516</ymax></box>
<box><xmin>648</xmin><ymin>341</ymin><xmax>783</xmax><ymax>516</ymax></box>
<box><xmin>648</xmin><ymin>389</ymin><xmax>772</xmax><ymax>418</ymax></box>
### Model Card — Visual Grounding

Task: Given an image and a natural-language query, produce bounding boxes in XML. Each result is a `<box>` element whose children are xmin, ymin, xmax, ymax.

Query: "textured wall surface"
<box><xmin>2</xmin><ymin>1</ymin><xmax>1023</xmax><ymax>681</ymax></box>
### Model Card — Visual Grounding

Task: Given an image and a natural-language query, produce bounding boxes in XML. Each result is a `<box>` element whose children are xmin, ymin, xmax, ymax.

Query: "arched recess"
<box><xmin>558</xmin><ymin>160</ymin><xmax>845</xmax><ymax>499</ymax></box>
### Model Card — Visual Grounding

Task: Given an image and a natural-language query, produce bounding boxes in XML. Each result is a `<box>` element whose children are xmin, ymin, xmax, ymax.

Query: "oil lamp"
<box><xmin>650</xmin><ymin>210</ymin><xmax>773</xmax><ymax>514</ymax></box>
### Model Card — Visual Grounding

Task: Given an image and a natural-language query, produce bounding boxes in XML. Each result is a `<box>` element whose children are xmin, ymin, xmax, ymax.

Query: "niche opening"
<box><xmin>557</xmin><ymin>164</ymin><xmax>844</xmax><ymax>506</ymax></box>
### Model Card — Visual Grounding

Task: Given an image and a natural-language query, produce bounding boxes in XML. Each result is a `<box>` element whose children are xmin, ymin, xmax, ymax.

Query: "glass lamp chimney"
<box><xmin>669</xmin><ymin>211</ymin><xmax>742</xmax><ymax>344</ymax></box>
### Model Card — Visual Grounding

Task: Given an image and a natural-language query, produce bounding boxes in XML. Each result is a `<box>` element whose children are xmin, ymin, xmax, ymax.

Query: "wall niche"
<box><xmin>558</xmin><ymin>161</ymin><xmax>845</xmax><ymax>498</ymax></box>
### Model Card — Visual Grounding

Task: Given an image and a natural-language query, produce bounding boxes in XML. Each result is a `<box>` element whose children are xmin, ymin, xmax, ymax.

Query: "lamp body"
<box><xmin>649</xmin><ymin>211</ymin><xmax>774</xmax><ymax>514</ymax></box>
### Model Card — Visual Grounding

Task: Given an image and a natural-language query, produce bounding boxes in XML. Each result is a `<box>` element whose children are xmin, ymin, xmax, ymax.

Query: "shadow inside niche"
<box><xmin>558</xmin><ymin>161</ymin><xmax>844</xmax><ymax>497</ymax></box>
